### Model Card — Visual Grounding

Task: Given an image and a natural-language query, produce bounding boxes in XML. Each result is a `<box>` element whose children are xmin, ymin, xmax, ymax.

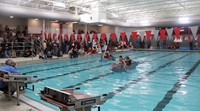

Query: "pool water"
<box><xmin>19</xmin><ymin>51</ymin><xmax>200</xmax><ymax>111</ymax></box>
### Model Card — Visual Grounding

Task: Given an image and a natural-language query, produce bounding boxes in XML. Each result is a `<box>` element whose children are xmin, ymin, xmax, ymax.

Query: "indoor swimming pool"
<box><xmin>19</xmin><ymin>51</ymin><xmax>200</xmax><ymax>111</ymax></box>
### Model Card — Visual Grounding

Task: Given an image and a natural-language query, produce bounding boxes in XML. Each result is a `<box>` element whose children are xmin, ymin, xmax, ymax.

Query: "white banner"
<box><xmin>139</xmin><ymin>31</ymin><xmax>145</xmax><ymax>41</ymax></box>
<box><xmin>68</xmin><ymin>34</ymin><xmax>71</xmax><ymax>40</ymax></box>
<box><xmin>126</xmin><ymin>32</ymin><xmax>131</xmax><ymax>42</ymax></box>
<box><xmin>97</xmin><ymin>34</ymin><xmax>101</xmax><ymax>42</ymax></box>
<box><xmin>153</xmin><ymin>29</ymin><xmax>159</xmax><ymax>40</ymax></box>
<box><xmin>189</xmin><ymin>26</ymin><xmax>198</xmax><ymax>38</ymax></box>
<box><xmin>81</xmin><ymin>34</ymin><xmax>85</xmax><ymax>41</ymax></box>
<box><xmin>116</xmin><ymin>33</ymin><xmax>120</xmax><ymax>42</ymax></box>
<box><xmin>166</xmin><ymin>28</ymin><xmax>173</xmax><ymax>40</ymax></box>
<box><xmin>106</xmin><ymin>33</ymin><xmax>110</xmax><ymax>44</ymax></box>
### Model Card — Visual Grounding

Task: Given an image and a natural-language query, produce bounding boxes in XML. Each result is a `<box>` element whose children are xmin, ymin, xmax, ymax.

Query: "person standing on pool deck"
<box><xmin>0</xmin><ymin>59</ymin><xmax>21</xmax><ymax>93</ymax></box>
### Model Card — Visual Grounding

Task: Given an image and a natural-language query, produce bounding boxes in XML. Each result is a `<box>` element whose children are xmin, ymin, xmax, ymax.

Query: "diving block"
<box><xmin>0</xmin><ymin>70</ymin><xmax>36</xmax><ymax>106</ymax></box>
<box><xmin>40</xmin><ymin>87</ymin><xmax>106</xmax><ymax>111</ymax></box>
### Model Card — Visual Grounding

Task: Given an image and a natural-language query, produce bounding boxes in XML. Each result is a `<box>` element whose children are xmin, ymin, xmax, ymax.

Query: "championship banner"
<box><xmin>111</xmin><ymin>33</ymin><xmax>116</xmax><ymax>42</ymax></box>
<box><xmin>145</xmin><ymin>30</ymin><xmax>152</xmax><ymax>41</ymax></box>
<box><xmin>139</xmin><ymin>31</ymin><xmax>145</xmax><ymax>41</ymax></box>
<box><xmin>166</xmin><ymin>28</ymin><xmax>173</xmax><ymax>40</ymax></box>
<box><xmin>116</xmin><ymin>33</ymin><xmax>120</xmax><ymax>42</ymax></box>
<box><xmin>159</xmin><ymin>29</ymin><xmax>166</xmax><ymax>40</ymax></box>
<box><xmin>132</xmin><ymin>32</ymin><xmax>138</xmax><ymax>41</ymax></box>
<box><xmin>64</xmin><ymin>34</ymin><xmax>68</xmax><ymax>41</ymax></box>
<box><xmin>189</xmin><ymin>26</ymin><xmax>198</xmax><ymax>38</ymax></box>
<box><xmin>174</xmin><ymin>28</ymin><xmax>181</xmax><ymax>39</ymax></box>
<box><xmin>153</xmin><ymin>29</ymin><xmax>159</xmax><ymax>40</ymax></box>
<box><xmin>120</xmin><ymin>32</ymin><xmax>126</xmax><ymax>41</ymax></box>
<box><xmin>97</xmin><ymin>34</ymin><xmax>101</xmax><ymax>42</ymax></box>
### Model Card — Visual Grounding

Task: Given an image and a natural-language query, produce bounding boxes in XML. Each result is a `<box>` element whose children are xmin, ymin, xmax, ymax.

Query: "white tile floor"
<box><xmin>0</xmin><ymin>92</ymin><xmax>39</xmax><ymax>111</ymax></box>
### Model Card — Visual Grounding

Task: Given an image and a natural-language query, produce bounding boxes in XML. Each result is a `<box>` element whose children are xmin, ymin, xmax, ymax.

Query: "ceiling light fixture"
<box><xmin>98</xmin><ymin>24</ymin><xmax>103</xmax><ymax>26</ymax></box>
<box><xmin>112</xmin><ymin>13</ymin><xmax>119</xmax><ymax>18</ymax></box>
<box><xmin>34</xmin><ymin>18</ymin><xmax>38</xmax><ymax>21</ymax></box>
<box><xmin>179</xmin><ymin>17</ymin><xmax>190</xmax><ymax>24</ymax></box>
<box><xmin>10</xmin><ymin>16</ymin><xmax>14</xmax><ymax>18</ymax></box>
<box><xmin>53</xmin><ymin>2</ymin><xmax>66</xmax><ymax>8</ymax></box>
<box><xmin>140</xmin><ymin>20</ymin><xmax>150</xmax><ymax>26</ymax></box>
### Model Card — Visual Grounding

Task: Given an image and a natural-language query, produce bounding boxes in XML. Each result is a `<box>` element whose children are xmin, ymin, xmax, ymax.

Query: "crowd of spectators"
<box><xmin>0</xmin><ymin>24</ymin><xmax>199</xmax><ymax>59</ymax></box>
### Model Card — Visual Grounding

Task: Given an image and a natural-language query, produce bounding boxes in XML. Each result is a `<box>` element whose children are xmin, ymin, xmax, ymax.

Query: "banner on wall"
<box><xmin>81</xmin><ymin>34</ymin><xmax>85</xmax><ymax>41</ymax></box>
<box><xmin>153</xmin><ymin>29</ymin><xmax>159</xmax><ymax>40</ymax></box>
<box><xmin>174</xmin><ymin>28</ymin><xmax>181</xmax><ymax>39</ymax></box>
<box><xmin>166</xmin><ymin>28</ymin><xmax>173</xmax><ymax>40</ymax></box>
<box><xmin>78</xmin><ymin>34</ymin><xmax>81</xmax><ymax>41</ymax></box>
<box><xmin>97</xmin><ymin>34</ymin><xmax>101</xmax><ymax>42</ymax></box>
<box><xmin>145</xmin><ymin>30</ymin><xmax>152</xmax><ymax>41</ymax></box>
<box><xmin>74</xmin><ymin>34</ymin><xmax>78</xmax><ymax>40</ymax></box>
<box><xmin>159</xmin><ymin>29</ymin><xmax>166</xmax><ymax>40</ymax></box>
<box><xmin>64</xmin><ymin>34</ymin><xmax>68</xmax><ymax>41</ymax></box>
<box><xmin>68</xmin><ymin>34</ymin><xmax>71</xmax><ymax>40</ymax></box>
<box><xmin>111</xmin><ymin>33</ymin><xmax>116</xmax><ymax>42</ymax></box>
<box><xmin>44</xmin><ymin>32</ymin><xmax>47</xmax><ymax>40</ymax></box>
<box><xmin>48</xmin><ymin>33</ymin><xmax>51</xmax><ymax>40</ymax></box>
<box><xmin>106</xmin><ymin>33</ymin><xmax>110</xmax><ymax>44</ymax></box>
<box><xmin>120</xmin><ymin>32</ymin><xmax>126</xmax><ymax>41</ymax></box>
<box><xmin>189</xmin><ymin>26</ymin><xmax>198</xmax><ymax>38</ymax></box>
<box><xmin>70</xmin><ymin>33</ymin><xmax>74</xmax><ymax>41</ymax></box>
<box><xmin>139</xmin><ymin>31</ymin><xmax>145</xmax><ymax>41</ymax></box>
<box><xmin>53</xmin><ymin>33</ymin><xmax>57</xmax><ymax>40</ymax></box>
<box><xmin>132</xmin><ymin>32</ymin><xmax>138</xmax><ymax>41</ymax></box>
<box><xmin>116</xmin><ymin>33</ymin><xmax>120</xmax><ymax>42</ymax></box>
<box><xmin>59</xmin><ymin>34</ymin><xmax>62</xmax><ymax>40</ymax></box>
<box><xmin>101</xmin><ymin>33</ymin><xmax>106</xmax><ymax>42</ymax></box>
<box><xmin>93</xmin><ymin>33</ymin><xmax>97</xmax><ymax>42</ymax></box>
<box><xmin>85</xmin><ymin>34</ymin><xmax>89</xmax><ymax>41</ymax></box>
<box><xmin>127</xmin><ymin>32</ymin><xmax>131</xmax><ymax>42</ymax></box>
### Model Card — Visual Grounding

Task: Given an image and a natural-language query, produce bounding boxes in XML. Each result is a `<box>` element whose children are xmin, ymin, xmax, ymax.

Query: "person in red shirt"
<box><xmin>87</xmin><ymin>47</ymin><xmax>93</xmax><ymax>55</ymax></box>
<box><xmin>104</xmin><ymin>52</ymin><xmax>110</xmax><ymax>58</ymax></box>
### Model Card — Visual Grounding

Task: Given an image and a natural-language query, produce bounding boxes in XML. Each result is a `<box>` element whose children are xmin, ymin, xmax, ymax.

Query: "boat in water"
<box><xmin>110</xmin><ymin>62</ymin><xmax>139</xmax><ymax>72</ymax></box>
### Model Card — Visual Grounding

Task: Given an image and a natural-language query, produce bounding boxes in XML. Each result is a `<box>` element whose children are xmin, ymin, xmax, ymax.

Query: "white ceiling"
<box><xmin>0</xmin><ymin>0</ymin><xmax>200</xmax><ymax>27</ymax></box>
